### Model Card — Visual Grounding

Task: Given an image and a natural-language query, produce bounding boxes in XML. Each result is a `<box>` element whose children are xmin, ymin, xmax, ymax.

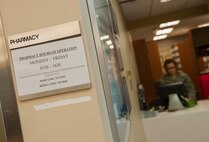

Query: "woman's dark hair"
<box><xmin>163</xmin><ymin>59</ymin><xmax>177</xmax><ymax>70</ymax></box>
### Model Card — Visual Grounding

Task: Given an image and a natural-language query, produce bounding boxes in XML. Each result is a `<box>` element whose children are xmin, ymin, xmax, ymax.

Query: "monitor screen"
<box><xmin>156</xmin><ymin>81</ymin><xmax>187</xmax><ymax>107</ymax></box>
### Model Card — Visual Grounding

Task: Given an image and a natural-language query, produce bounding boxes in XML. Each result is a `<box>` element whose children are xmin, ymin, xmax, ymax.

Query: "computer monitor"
<box><xmin>156</xmin><ymin>81</ymin><xmax>187</xmax><ymax>108</ymax></box>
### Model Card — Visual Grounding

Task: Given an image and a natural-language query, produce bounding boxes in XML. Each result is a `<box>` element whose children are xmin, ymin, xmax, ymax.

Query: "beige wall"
<box><xmin>110</xmin><ymin>1</ymin><xmax>146</xmax><ymax>142</ymax></box>
<box><xmin>0</xmin><ymin>0</ymin><xmax>109</xmax><ymax>142</ymax></box>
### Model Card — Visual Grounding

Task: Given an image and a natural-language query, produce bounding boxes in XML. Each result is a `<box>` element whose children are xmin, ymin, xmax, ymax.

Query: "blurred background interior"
<box><xmin>118</xmin><ymin>0</ymin><xmax>209</xmax><ymax>104</ymax></box>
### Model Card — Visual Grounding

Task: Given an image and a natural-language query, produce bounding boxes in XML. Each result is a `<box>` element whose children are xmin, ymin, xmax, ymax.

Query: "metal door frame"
<box><xmin>0</xmin><ymin>15</ymin><xmax>24</xmax><ymax>142</ymax></box>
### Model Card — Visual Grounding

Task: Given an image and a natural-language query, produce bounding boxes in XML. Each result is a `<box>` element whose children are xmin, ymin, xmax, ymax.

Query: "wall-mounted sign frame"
<box><xmin>8</xmin><ymin>21</ymin><xmax>91</xmax><ymax>101</ymax></box>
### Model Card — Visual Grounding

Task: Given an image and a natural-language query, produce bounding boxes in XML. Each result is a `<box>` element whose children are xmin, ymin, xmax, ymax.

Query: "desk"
<box><xmin>142</xmin><ymin>100</ymin><xmax>209</xmax><ymax>142</ymax></box>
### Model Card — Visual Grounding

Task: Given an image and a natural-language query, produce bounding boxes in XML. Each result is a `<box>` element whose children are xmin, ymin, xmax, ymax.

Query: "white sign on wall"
<box><xmin>8</xmin><ymin>21</ymin><xmax>91</xmax><ymax>101</ymax></box>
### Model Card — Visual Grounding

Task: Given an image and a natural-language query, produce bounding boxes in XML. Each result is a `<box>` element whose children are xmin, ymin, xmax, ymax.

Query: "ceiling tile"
<box><xmin>131</xmin><ymin>25</ymin><xmax>157</xmax><ymax>41</ymax></box>
<box><xmin>151</xmin><ymin>0</ymin><xmax>188</xmax><ymax>16</ymax></box>
<box><xmin>119</xmin><ymin>0</ymin><xmax>209</xmax><ymax>41</ymax></box>
<box><xmin>120</xmin><ymin>0</ymin><xmax>152</xmax><ymax>21</ymax></box>
<box><xmin>184</xmin><ymin>0</ymin><xmax>208</xmax><ymax>9</ymax></box>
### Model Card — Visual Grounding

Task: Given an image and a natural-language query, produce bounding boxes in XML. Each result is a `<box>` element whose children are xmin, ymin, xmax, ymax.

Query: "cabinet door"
<box><xmin>147</xmin><ymin>41</ymin><xmax>163</xmax><ymax>81</ymax></box>
<box><xmin>133</xmin><ymin>39</ymin><xmax>157</xmax><ymax>103</ymax></box>
<box><xmin>178</xmin><ymin>39</ymin><xmax>198</xmax><ymax>89</ymax></box>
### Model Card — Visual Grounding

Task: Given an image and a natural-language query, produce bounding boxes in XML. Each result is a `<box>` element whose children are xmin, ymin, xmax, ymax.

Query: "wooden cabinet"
<box><xmin>147</xmin><ymin>41</ymin><xmax>163</xmax><ymax>81</ymax></box>
<box><xmin>177</xmin><ymin>37</ymin><xmax>199</xmax><ymax>97</ymax></box>
<box><xmin>133</xmin><ymin>39</ymin><xmax>162</xmax><ymax>103</ymax></box>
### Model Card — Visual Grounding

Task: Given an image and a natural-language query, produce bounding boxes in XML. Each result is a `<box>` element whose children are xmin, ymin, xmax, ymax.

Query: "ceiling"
<box><xmin>118</xmin><ymin>0</ymin><xmax>209</xmax><ymax>41</ymax></box>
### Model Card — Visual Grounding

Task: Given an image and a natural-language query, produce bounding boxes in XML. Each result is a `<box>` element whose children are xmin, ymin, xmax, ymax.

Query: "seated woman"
<box><xmin>160</xmin><ymin>59</ymin><xmax>196</xmax><ymax>101</ymax></box>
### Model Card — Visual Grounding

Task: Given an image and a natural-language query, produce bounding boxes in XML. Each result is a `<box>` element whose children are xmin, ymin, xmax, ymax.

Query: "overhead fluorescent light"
<box><xmin>109</xmin><ymin>45</ymin><xmax>114</xmax><ymax>49</ymax></box>
<box><xmin>153</xmin><ymin>35</ymin><xmax>167</xmax><ymax>41</ymax></box>
<box><xmin>160</xmin><ymin>0</ymin><xmax>171</xmax><ymax>3</ymax></box>
<box><xmin>106</xmin><ymin>40</ymin><xmax>112</xmax><ymax>45</ymax></box>
<box><xmin>100</xmin><ymin>35</ymin><xmax>110</xmax><ymax>40</ymax></box>
<box><xmin>160</xmin><ymin>20</ymin><xmax>180</xmax><ymax>28</ymax></box>
<box><xmin>198</xmin><ymin>23</ymin><xmax>209</xmax><ymax>28</ymax></box>
<box><xmin>156</xmin><ymin>28</ymin><xmax>173</xmax><ymax>35</ymax></box>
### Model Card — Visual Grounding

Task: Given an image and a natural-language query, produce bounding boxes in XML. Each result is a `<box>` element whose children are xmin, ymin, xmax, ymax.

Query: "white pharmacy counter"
<box><xmin>141</xmin><ymin>100</ymin><xmax>209</xmax><ymax>142</ymax></box>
